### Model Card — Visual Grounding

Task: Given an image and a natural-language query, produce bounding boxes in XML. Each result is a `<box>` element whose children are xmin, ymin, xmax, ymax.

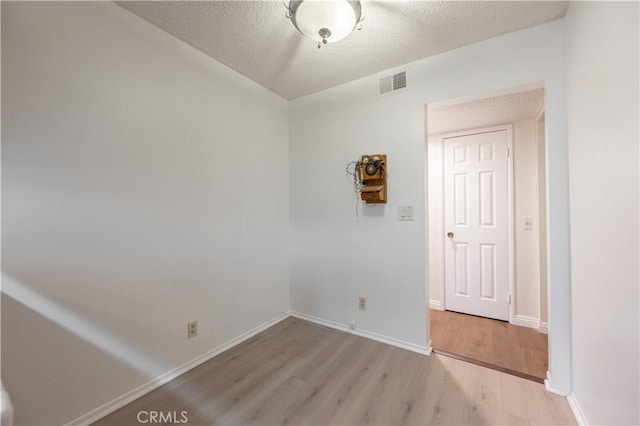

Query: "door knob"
<box><xmin>447</xmin><ymin>232</ymin><xmax>454</xmax><ymax>238</ymax></box>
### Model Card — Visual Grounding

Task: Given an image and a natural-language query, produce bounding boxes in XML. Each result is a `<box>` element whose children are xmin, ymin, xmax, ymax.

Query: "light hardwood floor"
<box><xmin>430</xmin><ymin>309</ymin><xmax>548</xmax><ymax>382</ymax></box>
<box><xmin>95</xmin><ymin>317</ymin><xmax>574</xmax><ymax>425</ymax></box>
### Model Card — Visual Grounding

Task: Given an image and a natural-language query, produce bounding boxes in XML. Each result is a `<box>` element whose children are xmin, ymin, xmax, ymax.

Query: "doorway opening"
<box><xmin>425</xmin><ymin>84</ymin><xmax>549</xmax><ymax>383</ymax></box>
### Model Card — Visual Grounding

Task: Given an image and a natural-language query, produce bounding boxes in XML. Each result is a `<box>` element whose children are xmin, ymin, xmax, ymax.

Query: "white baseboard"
<box><xmin>429</xmin><ymin>299</ymin><xmax>444</xmax><ymax>310</ymax></box>
<box><xmin>544</xmin><ymin>371</ymin><xmax>569</xmax><ymax>396</ymax></box>
<box><xmin>289</xmin><ymin>311</ymin><xmax>432</xmax><ymax>356</ymax></box>
<box><xmin>66</xmin><ymin>313</ymin><xmax>290</xmax><ymax>426</ymax></box>
<box><xmin>538</xmin><ymin>321</ymin><xmax>549</xmax><ymax>334</ymax></box>
<box><xmin>511</xmin><ymin>314</ymin><xmax>540</xmax><ymax>330</ymax></box>
<box><xmin>567</xmin><ymin>392</ymin><xmax>588</xmax><ymax>425</ymax></box>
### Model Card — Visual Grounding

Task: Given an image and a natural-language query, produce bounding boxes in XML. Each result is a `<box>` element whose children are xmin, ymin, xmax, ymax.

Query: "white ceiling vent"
<box><xmin>378</xmin><ymin>71</ymin><xmax>407</xmax><ymax>96</ymax></box>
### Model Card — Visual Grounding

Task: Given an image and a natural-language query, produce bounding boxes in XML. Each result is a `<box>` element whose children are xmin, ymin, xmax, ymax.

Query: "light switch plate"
<box><xmin>523</xmin><ymin>217</ymin><xmax>533</xmax><ymax>230</ymax></box>
<box><xmin>399</xmin><ymin>206</ymin><xmax>414</xmax><ymax>221</ymax></box>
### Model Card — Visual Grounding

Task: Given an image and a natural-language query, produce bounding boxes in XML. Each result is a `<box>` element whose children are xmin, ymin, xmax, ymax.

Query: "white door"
<box><xmin>443</xmin><ymin>128</ymin><xmax>510</xmax><ymax>321</ymax></box>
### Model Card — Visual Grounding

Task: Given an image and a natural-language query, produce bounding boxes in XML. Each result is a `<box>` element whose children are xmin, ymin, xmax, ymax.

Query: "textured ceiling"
<box><xmin>116</xmin><ymin>1</ymin><xmax>568</xmax><ymax>100</ymax></box>
<box><xmin>428</xmin><ymin>88</ymin><xmax>545</xmax><ymax>135</ymax></box>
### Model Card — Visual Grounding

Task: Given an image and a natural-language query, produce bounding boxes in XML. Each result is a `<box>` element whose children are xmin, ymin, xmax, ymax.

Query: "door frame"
<box><xmin>439</xmin><ymin>124</ymin><xmax>515</xmax><ymax>323</ymax></box>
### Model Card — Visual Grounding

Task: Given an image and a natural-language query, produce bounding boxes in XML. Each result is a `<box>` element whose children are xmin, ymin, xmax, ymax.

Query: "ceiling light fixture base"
<box><xmin>284</xmin><ymin>0</ymin><xmax>364</xmax><ymax>48</ymax></box>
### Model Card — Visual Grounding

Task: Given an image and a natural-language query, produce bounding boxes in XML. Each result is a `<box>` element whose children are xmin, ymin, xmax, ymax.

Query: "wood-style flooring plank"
<box><xmin>430</xmin><ymin>309</ymin><xmax>548</xmax><ymax>382</ymax></box>
<box><xmin>95</xmin><ymin>317</ymin><xmax>572</xmax><ymax>426</ymax></box>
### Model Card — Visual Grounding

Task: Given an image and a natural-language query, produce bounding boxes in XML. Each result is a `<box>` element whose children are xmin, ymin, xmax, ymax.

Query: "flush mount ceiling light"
<box><xmin>285</xmin><ymin>0</ymin><xmax>364</xmax><ymax>48</ymax></box>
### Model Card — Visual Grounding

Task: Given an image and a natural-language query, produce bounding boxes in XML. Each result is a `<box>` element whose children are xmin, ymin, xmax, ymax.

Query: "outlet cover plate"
<box><xmin>358</xmin><ymin>297</ymin><xmax>367</xmax><ymax>310</ymax></box>
<box><xmin>188</xmin><ymin>321</ymin><xmax>198</xmax><ymax>338</ymax></box>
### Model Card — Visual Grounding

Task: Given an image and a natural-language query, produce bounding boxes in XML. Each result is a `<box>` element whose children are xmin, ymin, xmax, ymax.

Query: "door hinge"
<box><xmin>508</xmin><ymin>294</ymin><xmax>512</xmax><ymax>304</ymax></box>
<box><xmin>506</xmin><ymin>147</ymin><xmax>510</xmax><ymax>158</ymax></box>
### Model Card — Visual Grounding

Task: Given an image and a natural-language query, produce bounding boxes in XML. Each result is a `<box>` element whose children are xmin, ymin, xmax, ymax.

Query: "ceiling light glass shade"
<box><xmin>286</xmin><ymin>0</ymin><xmax>364</xmax><ymax>46</ymax></box>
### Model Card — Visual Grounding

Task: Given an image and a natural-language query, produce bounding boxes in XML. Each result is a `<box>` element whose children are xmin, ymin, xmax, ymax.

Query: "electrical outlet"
<box><xmin>187</xmin><ymin>321</ymin><xmax>198</xmax><ymax>339</ymax></box>
<box><xmin>358</xmin><ymin>296</ymin><xmax>367</xmax><ymax>310</ymax></box>
<box><xmin>349</xmin><ymin>321</ymin><xmax>357</xmax><ymax>330</ymax></box>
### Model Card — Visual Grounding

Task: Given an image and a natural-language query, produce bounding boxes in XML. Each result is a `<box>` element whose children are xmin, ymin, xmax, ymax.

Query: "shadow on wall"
<box><xmin>1</xmin><ymin>276</ymin><xmax>215</xmax><ymax>426</ymax></box>
<box><xmin>361</xmin><ymin>204</ymin><xmax>386</xmax><ymax>217</ymax></box>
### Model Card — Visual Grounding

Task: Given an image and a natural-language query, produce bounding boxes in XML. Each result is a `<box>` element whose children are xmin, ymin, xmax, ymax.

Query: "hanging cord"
<box><xmin>345</xmin><ymin>161</ymin><xmax>363</xmax><ymax>219</ymax></box>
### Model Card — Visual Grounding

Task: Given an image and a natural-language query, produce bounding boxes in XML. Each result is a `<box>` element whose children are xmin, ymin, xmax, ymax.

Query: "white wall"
<box><xmin>512</xmin><ymin>120</ymin><xmax>541</xmax><ymax>321</ymax></box>
<box><xmin>290</xmin><ymin>18</ymin><xmax>572</xmax><ymax>391</ymax></box>
<box><xmin>427</xmin><ymin>132</ymin><xmax>445</xmax><ymax>307</ymax></box>
<box><xmin>537</xmin><ymin>114</ymin><xmax>548</xmax><ymax>326</ymax></box>
<box><xmin>566</xmin><ymin>2</ymin><xmax>639</xmax><ymax>424</ymax></box>
<box><xmin>1</xmin><ymin>3</ymin><xmax>290</xmax><ymax>425</ymax></box>
<box><xmin>427</xmin><ymin>119</ymin><xmax>543</xmax><ymax>324</ymax></box>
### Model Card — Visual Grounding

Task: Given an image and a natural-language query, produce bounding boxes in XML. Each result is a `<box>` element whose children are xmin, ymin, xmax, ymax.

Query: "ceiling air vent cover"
<box><xmin>378</xmin><ymin>71</ymin><xmax>407</xmax><ymax>96</ymax></box>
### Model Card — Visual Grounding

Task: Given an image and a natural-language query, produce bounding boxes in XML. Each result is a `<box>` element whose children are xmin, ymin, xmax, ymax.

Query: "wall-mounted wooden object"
<box><xmin>357</xmin><ymin>154</ymin><xmax>387</xmax><ymax>204</ymax></box>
